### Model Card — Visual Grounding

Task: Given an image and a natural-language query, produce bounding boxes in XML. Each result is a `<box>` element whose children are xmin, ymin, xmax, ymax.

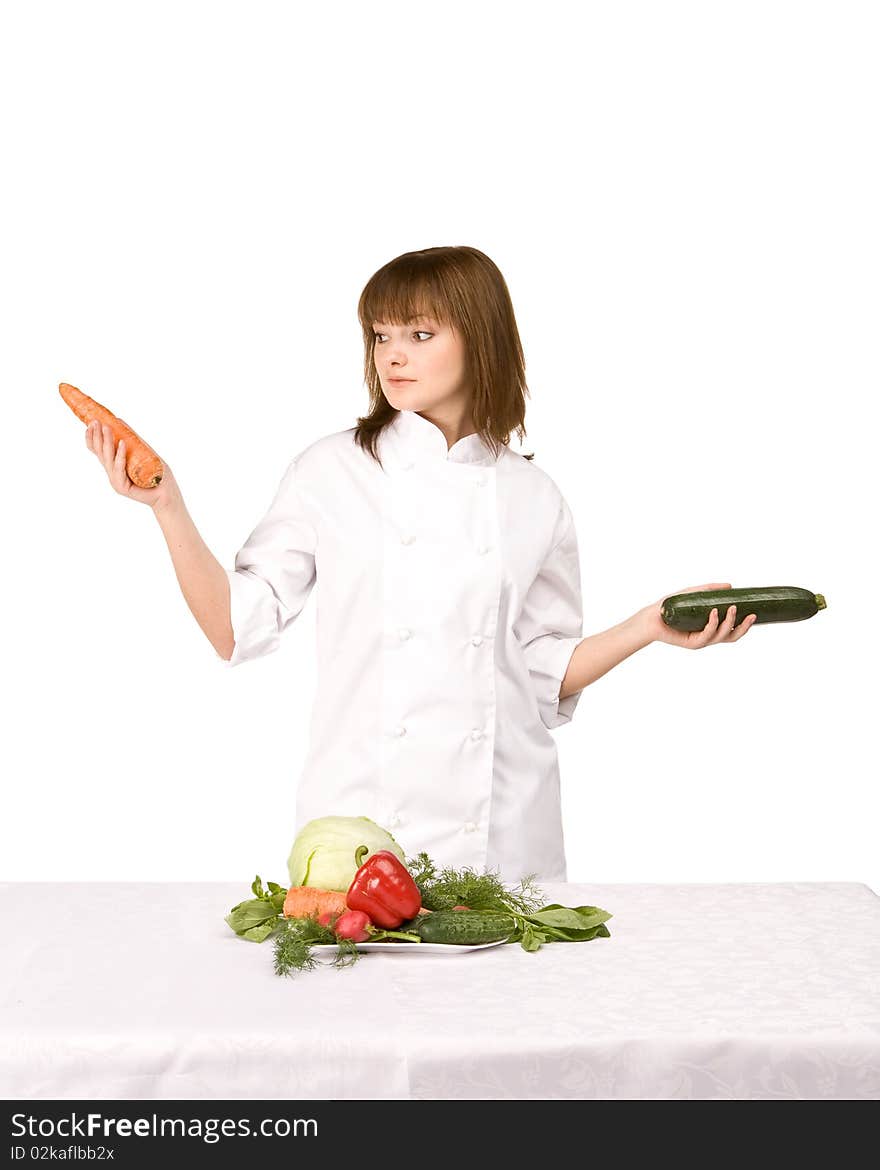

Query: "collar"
<box><xmin>385</xmin><ymin>409</ymin><xmax>500</xmax><ymax>467</ymax></box>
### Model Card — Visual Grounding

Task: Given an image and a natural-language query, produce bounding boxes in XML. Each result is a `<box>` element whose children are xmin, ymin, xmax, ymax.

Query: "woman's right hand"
<box><xmin>85</xmin><ymin>419</ymin><xmax>182</xmax><ymax>512</ymax></box>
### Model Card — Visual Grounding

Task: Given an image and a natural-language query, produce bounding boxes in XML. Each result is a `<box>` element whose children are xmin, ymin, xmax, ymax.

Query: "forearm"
<box><xmin>153</xmin><ymin>497</ymin><xmax>234</xmax><ymax>660</ymax></box>
<box><xmin>559</xmin><ymin>611</ymin><xmax>653</xmax><ymax>700</ymax></box>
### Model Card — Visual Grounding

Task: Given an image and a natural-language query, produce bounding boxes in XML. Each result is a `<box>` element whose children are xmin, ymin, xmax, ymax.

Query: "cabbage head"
<box><xmin>287</xmin><ymin>815</ymin><xmax>406</xmax><ymax>891</ymax></box>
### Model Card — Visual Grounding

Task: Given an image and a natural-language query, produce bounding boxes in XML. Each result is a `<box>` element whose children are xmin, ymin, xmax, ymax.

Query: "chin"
<box><xmin>387</xmin><ymin>388</ymin><xmax>421</xmax><ymax>411</ymax></box>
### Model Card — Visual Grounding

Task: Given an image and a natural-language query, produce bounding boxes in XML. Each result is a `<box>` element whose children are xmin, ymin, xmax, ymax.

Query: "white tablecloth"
<box><xmin>2</xmin><ymin>881</ymin><xmax>879</xmax><ymax>1100</ymax></box>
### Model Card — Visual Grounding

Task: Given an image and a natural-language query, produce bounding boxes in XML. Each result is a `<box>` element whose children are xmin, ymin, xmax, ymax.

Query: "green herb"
<box><xmin>273</xmin><ymin>915</ymin><xmax>360</xmax><ymax>977</ymax></box>
<box><xmin>225</xmin><ymin>874</ymin><xmax>288</xmax><ymax>942</ymax></box>
<box><xmin>405</xmin><ymin>852</ymin><xmax>545</xmax><ymax>916</ymax></box>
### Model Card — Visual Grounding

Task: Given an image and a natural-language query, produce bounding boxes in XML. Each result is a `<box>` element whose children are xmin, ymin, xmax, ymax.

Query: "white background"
<box><xmin>2</xmin><ymin>1</ymin><xmax>876</xmax><ymax>888</ymax></box>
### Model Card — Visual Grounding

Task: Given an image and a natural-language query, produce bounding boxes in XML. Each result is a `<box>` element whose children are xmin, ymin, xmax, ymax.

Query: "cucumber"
<box><xmin>661</xmin><ymin>586</ymin><xmax>826</xmax><ymax>632</ymax></box>
<box><xmin>414</xmin><ymin>910</ymin><xmax>514</xmax><ymax>946</ymax></box>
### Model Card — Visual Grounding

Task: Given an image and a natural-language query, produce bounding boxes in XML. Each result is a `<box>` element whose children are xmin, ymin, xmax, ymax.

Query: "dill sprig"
<box><xmin>273</xmin><ymin>915</ymin><xmax>341</xmax><ymax>978</ymax></box>
<box><xmin>331</xmin><ymin>938</ymin><xmax>361</xmax><ymax>968</ymax></box>
<box><xmin>274</xmin><ymin>930</ymin><xmax>319</xmax><ymax>977</ymax></box>
<box><xmin>405</xmin><ymin>851</ymin><xmax>545</xmax><ymax>916</ymax></box>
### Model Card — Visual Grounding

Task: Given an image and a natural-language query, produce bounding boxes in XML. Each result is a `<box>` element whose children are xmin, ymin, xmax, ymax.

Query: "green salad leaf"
<box><xmin>225</xmin><ymin>874</ymin><xmax>288</xmax><ymax>942</ymax></box>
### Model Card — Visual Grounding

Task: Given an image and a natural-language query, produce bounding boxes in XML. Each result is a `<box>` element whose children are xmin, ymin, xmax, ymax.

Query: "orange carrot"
<box><xmin>282</xmin><ymin>886</ymin><xmax>349</xmax><ymax>921</ymax></box>
<box><xmin>59</xmin><ymin>382</ymin><xmax>164</xmax><ymax>489</ymax></box>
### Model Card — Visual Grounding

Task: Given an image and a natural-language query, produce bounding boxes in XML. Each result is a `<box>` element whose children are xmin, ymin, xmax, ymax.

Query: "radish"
<box><xmin>334</xmin><ymin>910</ymin><xmax>372</xmax><ymax>942</ymax></box>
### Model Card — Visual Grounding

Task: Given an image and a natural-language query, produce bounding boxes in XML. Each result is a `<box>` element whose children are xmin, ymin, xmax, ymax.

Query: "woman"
<box><xmin>86</xmin><ymin>245</ymin><xmax>755</xmax><ymax>883</ymax></box>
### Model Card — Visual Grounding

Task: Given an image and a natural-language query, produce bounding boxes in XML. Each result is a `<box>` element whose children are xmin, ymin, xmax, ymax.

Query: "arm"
<box><xmin>559</xmin><ymin>580</ymin><xmax>759</xmax><ymax>700</ymax></box>
<box><xmin>559</xmin><ymin>611</ymin><xmax>653</xmax><ymax>700</ymax></box>
<box><xmin>153</xmin><ymin>495</ymin><xmax>234</xmax><ymax>660</ymax></box>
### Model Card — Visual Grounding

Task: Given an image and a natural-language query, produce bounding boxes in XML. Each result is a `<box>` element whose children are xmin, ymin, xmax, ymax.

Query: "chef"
<box><xmin>220</xmin><ymin>249</ymin><xmax>756</xmax><ymax>883</ymax></box>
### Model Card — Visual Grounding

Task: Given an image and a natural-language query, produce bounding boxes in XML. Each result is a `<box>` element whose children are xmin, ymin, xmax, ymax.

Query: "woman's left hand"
<box><xmin>637</xmin><ymin>581</ymin><xmax>758</xmax><ymax>649</ymax></box>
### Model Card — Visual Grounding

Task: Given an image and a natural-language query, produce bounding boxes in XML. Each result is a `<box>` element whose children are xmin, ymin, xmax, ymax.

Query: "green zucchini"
<box><xmin>661</xmin><ymin>586</ymin><xmax>826</xmax><ymax>632</ymax></box>
<box><xmin>414</xmin><ymin>910</ymin><xmax>514</xmax><ymax>946</ymax></box>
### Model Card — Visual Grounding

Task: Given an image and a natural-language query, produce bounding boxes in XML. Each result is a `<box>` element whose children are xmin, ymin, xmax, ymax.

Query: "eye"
<box><xmin>373</xmin><ymin>331</ymin><xmax>433</xmax><ymax>344</ymax></box>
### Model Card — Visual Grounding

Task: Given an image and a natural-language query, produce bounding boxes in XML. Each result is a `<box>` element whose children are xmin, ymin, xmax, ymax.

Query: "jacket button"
<box><xmin>401</xmin><ymin>534</ymin><xmax>416</xmax><ymax>545</ymax></box>
<box><xmin>463</xmin><ymin>821</ymin><xmax>478</xmax><ymax>833</ymax></box>
<box><xmin>401</xmin><ymin>461</ymin><xmax>415</xmax><ymax>471</ymax></box>
<box><xmin>470</xmin><ymin>728</ymin><xmax>483</xmax><ymax>741</ymax></box>
<box><xmin>477</xmin><ymin>545</ymin><xmax>490</xmax><ymax>555</ymax></box>
<box><xmin>393</xmin><ymin>725</ymin><xmax>407</xmax><ymax>737</ymax></box>
<box><xmin>399</xmin><ymin>628</ymin><xmax>412</xmax><ymax>640</ymax></box>
<box><xmin>475</xmin><ymin>475</ymin><xmax>487</xmax><ymax>487</ymax></box>
<box><xmin>470</xmin><ymin>635</ymin><xmax>483</xmax><ymax>646</ymax></box>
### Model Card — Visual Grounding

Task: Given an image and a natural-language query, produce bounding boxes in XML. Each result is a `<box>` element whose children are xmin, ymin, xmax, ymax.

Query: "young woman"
<box><xmin>86</xmin><ymin>245</ymin><xmax>755</xmax><ymax>884</ymax></box>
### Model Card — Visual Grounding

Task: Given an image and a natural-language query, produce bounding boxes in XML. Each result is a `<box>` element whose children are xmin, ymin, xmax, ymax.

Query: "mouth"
<box><xmin>388</xmin><ymin>378</ymin><xmax>416</xmax><ymax>384</ymax></box>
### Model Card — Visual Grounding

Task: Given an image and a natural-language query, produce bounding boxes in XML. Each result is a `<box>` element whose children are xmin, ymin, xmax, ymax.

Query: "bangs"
<box><xmin>362</xmin><ymin>275</ymin><xmax>454</xmax><ymax>331</ymax></box>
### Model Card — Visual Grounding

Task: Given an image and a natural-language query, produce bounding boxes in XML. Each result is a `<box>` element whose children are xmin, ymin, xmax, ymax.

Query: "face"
<box><xmin>372</xmin><ymin>314</ymin><xmax>472</xmax><ymax>419</ymax></box>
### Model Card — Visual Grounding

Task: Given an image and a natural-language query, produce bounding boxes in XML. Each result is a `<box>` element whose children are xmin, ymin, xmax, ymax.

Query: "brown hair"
<box><xmin>353</xmin><ymin>245</ymin><xmax>535</xmax><ymax>468</ymax></box>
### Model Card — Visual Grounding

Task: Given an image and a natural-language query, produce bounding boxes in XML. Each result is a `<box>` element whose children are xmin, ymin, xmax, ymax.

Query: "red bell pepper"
<box><xmin>346</xmin><ymin>845</ymin><xmax>421</xmax><ymax>929</ymax></box>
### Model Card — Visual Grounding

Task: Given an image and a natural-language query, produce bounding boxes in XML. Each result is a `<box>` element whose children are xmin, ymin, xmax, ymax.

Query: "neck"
<box><xmin>415</xmin><ymin>407</ymin><xmax>476</xmax><ymax>451</ymax></box>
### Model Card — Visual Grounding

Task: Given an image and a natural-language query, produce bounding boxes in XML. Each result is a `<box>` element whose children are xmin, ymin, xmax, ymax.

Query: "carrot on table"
<box><xmin>282</xmin><ymin>886</ymin><xmax>349</xmax><ymax>921</ymax></box>
<box><xmin>59</xmin><ymin>381</ymin><xmax>164</xmax><ymax>489</ymax></box>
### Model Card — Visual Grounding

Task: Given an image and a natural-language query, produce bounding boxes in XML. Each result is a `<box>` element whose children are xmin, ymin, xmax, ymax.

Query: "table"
<box><xmin>2</xmin><ymin>881</ymin><xmax>878</xmax><ymax>1100</ymax></box>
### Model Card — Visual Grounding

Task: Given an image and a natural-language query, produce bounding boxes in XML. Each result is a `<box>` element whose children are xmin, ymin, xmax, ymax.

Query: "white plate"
<box><xmin>310</xmin><ymin>939</ymin><xmax>508</xmax><ymax>956</ymax></box>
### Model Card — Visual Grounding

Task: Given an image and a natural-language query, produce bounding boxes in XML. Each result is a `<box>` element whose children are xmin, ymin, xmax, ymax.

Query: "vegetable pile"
<box><xmin>225</xmin><ymin>816</ymin><xmax>612</xmax><ymax>977</ymax></box>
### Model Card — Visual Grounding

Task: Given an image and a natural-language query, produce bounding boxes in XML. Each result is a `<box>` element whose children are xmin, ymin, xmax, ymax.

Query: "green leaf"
<box><xmin>239</xmin><ymin>920</ymin><xmax>282</xmax><ymax>943</ymax></box>
<box><xmin>519</xmin><ymin>923</ymin><xmax>545</xmax><ymax>952</ymax></box>
<box><xmin>251</xmin><ymin>875</ymin><xmax>264</xmax><ymax>899</ymax></box>
<box><xmin>520</xmin><ymin>921</ymin><xmax>611</xmax><ymax>943</ymax></box>
<box><xmin>543</xmin><ymin>924</ymin><xmax>611</xmax><ymax>943</ymax></box>
<box><xmin>225</xmin><ymin>898</ymin><xmax>281</xmax><ymax>936</ymax></box>
<box><xmin>527</xmin><ymin>904</ymin><xmax>613</xmax><ymax>932</ymax></box>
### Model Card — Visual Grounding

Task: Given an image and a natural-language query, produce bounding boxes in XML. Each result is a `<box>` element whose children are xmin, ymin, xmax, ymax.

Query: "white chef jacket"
<box><xmin>221</xmin><ymin>408</ymin><xmax>584</xmax><ymax>883</ymax></box>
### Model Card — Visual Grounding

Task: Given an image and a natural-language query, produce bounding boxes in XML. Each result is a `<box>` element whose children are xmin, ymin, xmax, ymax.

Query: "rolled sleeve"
<box><xmin>513</xmin><ymin>497</ymin><xmax>584</xmax><ymax>729</ymax></box>
<box><xmin>220</xmin><ymin>456</ymin><xmax>318</xmax><ymax>668</ymax></box>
